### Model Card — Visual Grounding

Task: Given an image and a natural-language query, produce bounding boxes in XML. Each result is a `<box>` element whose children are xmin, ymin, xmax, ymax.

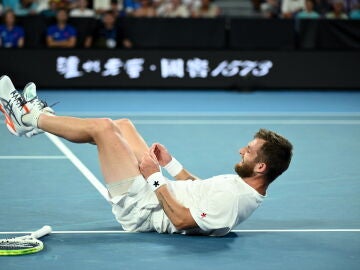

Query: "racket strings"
<box><xmin>0</xmin><ymin>239</ymin><xmax>41</xmax><ymax>250</ymax></box>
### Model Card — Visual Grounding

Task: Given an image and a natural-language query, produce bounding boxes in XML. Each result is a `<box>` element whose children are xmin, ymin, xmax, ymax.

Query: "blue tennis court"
<box><xmin>1</xmin><ymin>90</ymin><xmax>359</xmax><ymax>270</ymax></box>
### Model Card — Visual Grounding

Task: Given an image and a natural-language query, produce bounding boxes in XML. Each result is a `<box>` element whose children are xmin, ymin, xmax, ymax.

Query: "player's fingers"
<box><xmin>149</xmin><ymin>150</ymin><xmax>158</xmax><ymax>162</ymax></box>
<box><xmin>150</xmin><ymin>144</ymin><xmax>156</xmax><ymax>151</ymax></box>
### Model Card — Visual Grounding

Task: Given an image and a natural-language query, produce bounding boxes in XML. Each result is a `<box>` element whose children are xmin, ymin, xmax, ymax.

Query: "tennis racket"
<box><xmin>0</xmin><ymin>225</ymin><xmax>52</xmax><ymax>256</ymax></box>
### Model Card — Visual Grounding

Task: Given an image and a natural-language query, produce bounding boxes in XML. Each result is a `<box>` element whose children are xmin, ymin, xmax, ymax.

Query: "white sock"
<box><xmin>22</xmin><ymin>109</ymin><xmax>52</xmax><ymax>128</ymax></box>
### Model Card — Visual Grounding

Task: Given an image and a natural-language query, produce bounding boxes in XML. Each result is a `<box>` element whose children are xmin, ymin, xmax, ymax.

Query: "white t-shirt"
<box><xmin>152</xmin><ymin>174</ymin><xmax>264</xmax><ymax>236</ymax></box>
<box><xmin>281</xmin><ymin>0</ymin><xmax>305</xmax><ymax>14</ymax></box>
<box><xmin>70</xmin><ymin>9</ymin><xmax>96</xmax><ymax>18</ymax></box>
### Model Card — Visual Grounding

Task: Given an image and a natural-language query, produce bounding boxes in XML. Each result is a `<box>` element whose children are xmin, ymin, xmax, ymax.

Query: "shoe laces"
<box><xmin>10</xmin><ymin>91</ymin><xmax>27</xmax><ymax>110</ymax></box>
<box><xmin>29</xmin><ymin>97</ymin><xmax>48</xmax><ymax>109</ymax></box>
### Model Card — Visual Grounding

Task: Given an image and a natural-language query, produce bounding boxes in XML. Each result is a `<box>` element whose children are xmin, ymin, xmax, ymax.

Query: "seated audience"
<box><xmin>326</xmin><ymin>0</ymin><xmax>348</xmax><ymax>19</ymax></box>
<box><xmin>123</xmin><ymin>0</ymin><xmax>141</xmax><ymax>16</ymax></box>
<box><xmin>192</xmin><ymin>0</ymin><xmax>221</xmax><ymax>18</ymax></box>
<box><xmin>46</xmin><ymin>8</ymin><xmax>77</xmax><ymax>48</ymax></box>
<box><xmin>2</xmin><ymin>0</ymin><xmax>19</xmax><ymax>11</ymax></box>
<box><xmin>93</xmin><ymin>0</ymin><xmax>122</xmax><ymax>16</ymax></box>
<box><xmin>161</xmin><ymin>0</ymin><xmax>190</xmax><ymax>17</ymax></box>
<box><xmin>87</xmin><ymin>10</ymin><xmax>132</xmax><ymax>49</ymax></box>
<box><xmin>314</xmin><ymin>0</ymin><xmax>332</xmax><ymax>16</ymax></box>
<box><xmin>14</xmin><ymin>0</ymin><xmax>38</xmax><ymax>16</ymax></box>
<box><xmin>132</xmin><ymin>0</ymin><xmax>157</xmax><ymax>17</ymax></box>
<box><xmin>349</xmin><ymin>3</ymin><xmax>360</xmax><ymax>18</ymax></box>
<box><xmin>69</xmin><ymin>0</ymin><xmax>95</xmax><ymax>17</ymax></box>
<box><xmin>40</xmin><ymin>0</ymin><xmax>58</xmax><ymax>17</ymax></box>
<box><xmin>281</xmin><ymin>0</ymin><xmax>306</xmax><ymax>18</ymax></box>
<box><xmin>0</xmin><ymin>9</ymin><xmax>24</xmax><ymax>48</ymax></box>
<box><xmin>297</xmin><ymin>0</ymin><xmax>320</xmax><ymax>18</ymax></box>
<box><xmin>183</xmin><ymin>0</ymin><xmax>201</xmax><ymax>11</ymax></box>
<box><xmin>36</xmin><ymin>0</ymin><xmax>49</xmax><ymax>13</ymax></box>
<box><xmin>260</xmin><ymin>0</ymin><xmax>280</xmax><ymax>18</ymax></box>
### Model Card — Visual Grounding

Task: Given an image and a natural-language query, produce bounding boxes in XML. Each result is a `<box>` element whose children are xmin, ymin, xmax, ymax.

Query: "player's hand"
<box><xmin>150</xmin><ymin>143</ymin><xmax>172</xmax><ymax>167</ymax></box>
<box><xmin>140</xmin><ymin>151</ymin><xmax>160</xmax><ymax>179</ymax></box>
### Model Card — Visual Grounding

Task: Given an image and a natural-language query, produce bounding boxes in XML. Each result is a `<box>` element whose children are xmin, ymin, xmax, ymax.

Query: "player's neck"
<box><xmin>242</xmin><ymin>176</ymin><xmax>267</xmax><ymax>196</ymax></box>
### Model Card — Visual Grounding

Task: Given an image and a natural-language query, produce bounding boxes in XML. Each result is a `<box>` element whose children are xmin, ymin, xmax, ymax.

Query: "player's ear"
<box><xmin>255</xmin><ymin>162</ymin><xmax>267</xmax><ymax>174</ymax></box>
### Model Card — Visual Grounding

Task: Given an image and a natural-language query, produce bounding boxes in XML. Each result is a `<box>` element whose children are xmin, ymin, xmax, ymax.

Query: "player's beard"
<box><xmin>234</xmin><ymin>160</ymin><xmax>256</xmax><ymax>178</ymax></box>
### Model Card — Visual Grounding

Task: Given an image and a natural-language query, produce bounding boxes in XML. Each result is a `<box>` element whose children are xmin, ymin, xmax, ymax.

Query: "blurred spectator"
<box><xmin>14</xmin><ymin>0</ymin><xmax>38</xmax><ymax>16</ymax></box>
<box><xmin>93</xmin><ymin>0</ymin><xmax>122</xmax><ymax>16</ymax></box>
<box><xmin>183</xmin><ymin>0</ymin><xmax>201</xmax><ymax>11</ymax></box>
<box><xmin>93</xmin><ymin>0</ymin><xmax>111</xmax><ymax>15</ymax></box>
<box><xmin>297</xmin><ymin>0</ymin><xmax>320</xmax><ymax>18</ymax></box>
<box><xmin>2</xmin><ymin>0</ymin><xmax>18</xmax><ymax>11</ymax></box>
<box><xmin>36</xmin><ymin>0</ymin><xmax>49</xmax><ymax>13</ymax></box>
<box><xmin>70</xmin><ymin>0</ymin><xmax>95</xmax><ymax>17</ymax></box>
<box><xmin>314</xmin><ymin>0</ymin><xmax>332</xmax><ymax>15</ymax></box>
<box><xmin>281</xmin><ymin>0</ymin><xmax>306</xmax><ymax>18</ymax></box>
<box><xmin>111</xmin><ymin>1</ymin><xmax>127</xmax><ymax>17</ymax></box>
<box><xmin>161</xmin><ymin>0</ymin><xmax>190</xmax><ymax>17</ymax></box>
<box><xmin>87</xmin><ymin>10</ymin><xmax>132</xmax><ymax>49</ymax></box>
<box><xmin>40</xmin><ymin>0</ymin><xmax>58</xmax><ymax>17</ymax></box>
<box><xmin>155</xmin><ymin>0</ymin><xmax>171</xmax><ymax>16</ymax></box>
<box><xmin>349</xmin><ymin>3</ymin><xmax>360</xmax><ymax>18</ymax></box>
<box><xmin>192</xmin><ymin>0</ymin><xmax>221</xmax><ymax>18</ymax></box>
<box><xmin>132</xmin><ymin>0</ymin><xmax>157</xmax><ymax>17</ymax></box>
<box><xmin>123</xmin><ymin>0</ymin><xmax>141</xmax><ymax>15</ymax></box>
<box><xmin>260</xmin><ymin>0</ymin><xmax>280</xmax><ymax>18</ymax></box>
<box><xmin>0</xmin><ymin>9</ymin><xmax>24</xmax><ymax>48</ymax></box>
<box><xmin>326</xmin><ymin>0</ymin><xmax>348</xmax><ymax>18</ymax></box>
<box><xmin>46</xmin><ymin>8</ymin><xmax>77</xmax><ymax>48</ymax></box>
<box><xmin>0</xmin><ymin>4</ymin><xmax>3</xmax><ymax>16</ymax></box>
<box><xmin>343</xmin><ymin>0</ymin><xmax>360</xmax><ymax>13</ymax></box>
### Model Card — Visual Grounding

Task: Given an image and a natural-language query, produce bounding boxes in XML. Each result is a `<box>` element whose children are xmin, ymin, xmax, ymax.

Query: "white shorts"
<box><xmin>109</xmin><ymin>175</ymin><xmax>164</xmax><ymax>232</ymax></box>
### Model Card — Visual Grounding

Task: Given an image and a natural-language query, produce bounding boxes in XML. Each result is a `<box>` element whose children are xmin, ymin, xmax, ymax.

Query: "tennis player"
<box><xmin>0</xmin><ymin>75</ymin><xmax>293</xmax><ymax>236</ymax></box>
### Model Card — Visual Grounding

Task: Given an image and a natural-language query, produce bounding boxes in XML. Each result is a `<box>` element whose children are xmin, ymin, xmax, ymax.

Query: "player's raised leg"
<box><xmin>37</xmin><ymin>114</ymin><xmax>140</xmax><ymax>184</ymax></box>
<box><xmin>0</xmin><ymin>78</ymin><xmax>141</xmax><ymax>185</ymax></box>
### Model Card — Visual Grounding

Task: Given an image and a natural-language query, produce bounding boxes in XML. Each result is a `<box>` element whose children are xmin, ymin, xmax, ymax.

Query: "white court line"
<box><xmin>0</xmin><ymin>155</ymin><xmax>67</xmax><ymax>159</ymax></box>
<box><xmin>45</xmin><ymin>133</ymin><xmax>110</xmax><ymax>201</ymax></box>
<box><xmin>56</xmin><ymin>111</ymin><xmax>360</xmax><ymax>117</ymax></box>
<box><xmin>1</xmin><ymin>229</ymin><xmax>359</xmax><ymax>235</ymax></box>
<box><xmin>132</xmin><ymin>120</ymin><xmax>360</xmax><ymax>125</ymax></box>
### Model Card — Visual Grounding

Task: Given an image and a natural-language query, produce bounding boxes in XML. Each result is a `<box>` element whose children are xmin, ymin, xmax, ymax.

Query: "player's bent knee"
<box><xmin>92</xmin><ymin>118</ymin><xmax>117</xmax><ymax>136</ymax></box>
<box><xmin>115</xmin><ymin>118</ymin><xmax>134</xmax><ymax>129</ymax></box>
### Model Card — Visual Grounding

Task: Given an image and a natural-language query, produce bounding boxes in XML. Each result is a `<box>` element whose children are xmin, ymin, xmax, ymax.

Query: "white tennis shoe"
<box><xmin>22</xmin><ymin>82</ymin><xmax>54</xmax><ymax>138</ymax></box>
<box><xmin>0</xmin><ymin>75</ymin><xmax>32</xmax><ymax>136</ymax></box>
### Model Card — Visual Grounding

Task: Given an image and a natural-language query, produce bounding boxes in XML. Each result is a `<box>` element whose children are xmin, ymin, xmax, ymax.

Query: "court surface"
<box><xmin>1</xmin><ymin>90</ymin><xmax>359</xmax><ymax>270</ymax></box>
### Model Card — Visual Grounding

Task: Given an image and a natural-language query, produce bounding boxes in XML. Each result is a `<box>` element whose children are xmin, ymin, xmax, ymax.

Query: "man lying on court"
<box><xmin>0</xmin><ymin>75</ymin><xmax>293</xmax><ymax>237</ymax></box>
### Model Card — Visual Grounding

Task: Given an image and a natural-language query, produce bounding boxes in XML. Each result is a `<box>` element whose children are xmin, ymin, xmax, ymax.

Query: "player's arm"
<box><xmin>151</xmin><ymin>143</ymin><xmax>199</xmax><ymax>181</ymax></box>
<box><xmin>139</xmin><ymin>152</ymin><xmax>198</xmax><ymax>230</ymax></box>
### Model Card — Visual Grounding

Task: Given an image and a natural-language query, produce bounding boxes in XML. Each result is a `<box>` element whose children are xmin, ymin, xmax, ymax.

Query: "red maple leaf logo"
<box><xmin>201</xmin><ymin>213</ymin><xmax>207</xmax><ymax>218</ymax></box>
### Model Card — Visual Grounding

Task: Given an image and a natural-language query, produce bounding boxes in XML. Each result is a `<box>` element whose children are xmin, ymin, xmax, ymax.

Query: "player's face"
<box><xmin>235</xmin><ymin>138</ymin><xmax>265</xmax><ymax>178</ymax></box>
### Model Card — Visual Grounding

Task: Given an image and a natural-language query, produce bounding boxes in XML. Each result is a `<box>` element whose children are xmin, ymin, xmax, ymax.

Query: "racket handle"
<box><xmin>31</xmin><ymin>225</ymin><xmax>52</xmax><ymax>239</ymax></box>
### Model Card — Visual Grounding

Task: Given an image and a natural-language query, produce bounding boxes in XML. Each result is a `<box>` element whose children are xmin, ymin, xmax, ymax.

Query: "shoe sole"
<box><xmin>0</xmin><ymin>102</ymin><xmax>30</xmax><ymax>136</ymax></box>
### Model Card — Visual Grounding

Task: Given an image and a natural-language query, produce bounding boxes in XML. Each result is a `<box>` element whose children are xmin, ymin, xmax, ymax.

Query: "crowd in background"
<box><xmin>257</xmin><ymin>0</ymin><xmax>360</xmax><ymax>19</ymax></box>
<box><xmin>0</xmin><ymin>0</ymin><xmax>359</xmax><ymax>19</ymax></box>
<box><xmin>0</xmin><ymin>0</ymin><xmax>221</xmax><ymax>18</ymax></box>
<box><xmin>0</xmin><ymin>0</ymin><xmax>359</xmax><ymax>49</ymax></box>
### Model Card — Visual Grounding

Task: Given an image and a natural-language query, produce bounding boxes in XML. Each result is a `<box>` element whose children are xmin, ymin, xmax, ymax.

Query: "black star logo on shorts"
<box><xmin>153</xmin><ymin>181</ymin><xmax>160</xmax><ymax>187</ymax></box>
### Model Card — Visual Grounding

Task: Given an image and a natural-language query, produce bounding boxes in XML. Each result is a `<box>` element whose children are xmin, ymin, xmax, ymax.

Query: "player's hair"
<box><xmin>254</xmin><ymin>129</ymin><xmax>293</xmax><ymax>184</ymax></box>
